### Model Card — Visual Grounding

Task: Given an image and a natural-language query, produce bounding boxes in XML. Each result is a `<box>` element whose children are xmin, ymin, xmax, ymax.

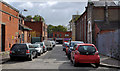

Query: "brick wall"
<box><xmin>1</xmin><ymin>2</ymin><xmax>19</xmax><ymax>51</ymax></box>
<box><xmin>53</xmin><ymin>32</ymin><xmax>72</xmax><ymax>38</ymax></box>
<box><xmin>24</xmin><ymin>21</ymin><xmax>45</xmax><ymax>41</ymax></box>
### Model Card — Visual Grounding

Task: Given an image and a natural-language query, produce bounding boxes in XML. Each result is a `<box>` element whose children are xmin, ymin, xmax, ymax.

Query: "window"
<box><xmin>9</xmin><ymin>16</ymin><xmax>11</xmax><ymax>21</ymax></box>
<box><xmin>78</xmin><ymin>45</ymin><xmax>96</xmax><ymax>55</ymax></box>
<box><xmin>55</xmin><ymin>34</ymin><xmax>57</xmax><ymax>37</ymax></box>
<box><xmin>60</xmin><ymin>34</ymin><xmax>62</xmax><ymax>37</ymax></box>
<box><xmin>65</xmin><ymin>34</ymin><xmax>69</xmax><ymax>37</ymax></box>
<box><xmin>57</xmin><ymin>34</ymin><xmax>59</xmax><ymax>38</ymax></box>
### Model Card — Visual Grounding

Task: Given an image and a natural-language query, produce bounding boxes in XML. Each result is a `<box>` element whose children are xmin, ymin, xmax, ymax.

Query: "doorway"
<box><xmin>1</xmin><ymin>24</ymin><xmax>5</xmax><ymax>51</ymax></box>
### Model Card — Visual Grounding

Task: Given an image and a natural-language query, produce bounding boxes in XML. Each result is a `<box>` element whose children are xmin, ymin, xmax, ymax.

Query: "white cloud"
<box><xmin>47</xmin><ymin>1</ymin><xmax>58</xmax><ymax>6</ymax></box>
<box><xmin>39</xmin><ymin>1</ymin><xmax>58</xmax><ymax>7</ymax></box>
<box><xmin>18</xmin><ymin>2</ymin><xmax>33</xmax><ymax>8</ymax></box>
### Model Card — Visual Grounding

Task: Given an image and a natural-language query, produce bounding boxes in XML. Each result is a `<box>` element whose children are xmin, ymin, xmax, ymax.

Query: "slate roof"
<box><xmin>90</xmin><ymin>1</ymin><xmax>118</xmax><ymax>7</ymax></box>
<box><xmin>94</xmin><ymin>20</ymin><xmax>120</xmax><ymax>31</ymax></box>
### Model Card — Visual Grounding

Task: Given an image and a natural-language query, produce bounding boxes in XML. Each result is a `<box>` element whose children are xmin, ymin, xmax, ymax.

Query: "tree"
<box><xmin>47</xmin><ymin>25</ymin><xmax>67</xmax><ymax>37</ymax></box>
<box><xmin>26</xmin><ymin>15</ymin><xmax>32</xmax><ymax>19</ymax></box>
<box><xmin>33</xmin><ymin>15</ymin><xmax>45</xmax><ymax>22</ymax></box>
<box><xmin>25</xmin><ymin>15</ymin><xmax>32</xmax><ymax>21</ymax></box>
<box><xmin>25</xmin><ymin>15</ymin><xmax>45</xmax><ymax>22</ymax></box>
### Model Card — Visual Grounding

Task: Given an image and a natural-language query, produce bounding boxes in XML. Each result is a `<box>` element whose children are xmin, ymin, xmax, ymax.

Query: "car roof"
<box><xmin>13</xmin><ymin>43</ymin><xmax>31</xmax><ymax>45</ymax></box>
<box><xmin>77</xmin><ymin>43</ymin><xmax>95</xmax><ymax>46</ymax></box>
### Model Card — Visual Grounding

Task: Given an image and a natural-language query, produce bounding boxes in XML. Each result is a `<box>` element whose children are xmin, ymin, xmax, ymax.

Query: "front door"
<box><xmin>1</xmin><ymin>24</ymin><xmax>5</xmax><ymax>51</ymax></box>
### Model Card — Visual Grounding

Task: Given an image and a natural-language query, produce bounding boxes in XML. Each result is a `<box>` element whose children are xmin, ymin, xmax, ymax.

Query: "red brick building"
<box><xmin>19</xmin><ymin>14</ymin><xmax>32</xmax><ymax>43</ymax></box>
<box><xmin>50</xmin><ymin>31</ymin><xmax>72</xmax><ymax>43</ymax></box>
<box><xmin>0</xmin><ymin>1</ymin><xmax>19</xmax><ymax>51</ymax></box>
<box><xmin>24</xmin><ymin>19</ymin><xmax>47</xmax><ymax>42</ymax></box>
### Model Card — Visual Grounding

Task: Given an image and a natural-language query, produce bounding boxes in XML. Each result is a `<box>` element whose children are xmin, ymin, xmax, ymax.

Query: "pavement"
<box><xmin>1</xmin><ymin>44</ymin><xmax>120</xmax><ymax>69</ymax></box>
<box><xmin>100</xmin><ymin>54</ymin><xmax>120</xmax><ymax>69</ymax></box>
<box><xmin>0</xmin><ymin>51</ymin><xmax>10</xmax><ymax>64</ymax></box>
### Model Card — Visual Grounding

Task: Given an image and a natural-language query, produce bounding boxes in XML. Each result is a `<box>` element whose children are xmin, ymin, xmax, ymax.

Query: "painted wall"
<box><xmin>97</xmin><ymin>29</ymin><xmax>120</xmax><ymax>60</ymax></box>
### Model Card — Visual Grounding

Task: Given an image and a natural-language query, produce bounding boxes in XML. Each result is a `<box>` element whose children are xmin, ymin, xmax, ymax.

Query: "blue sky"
<box><xmin>3</xmin><ymin>0</ymin><xmax>88</xmax><ymax>26</ymax></box>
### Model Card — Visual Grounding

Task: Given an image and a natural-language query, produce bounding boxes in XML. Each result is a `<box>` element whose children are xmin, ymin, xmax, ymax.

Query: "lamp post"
<box><xmin>18</xmin><ymin>9</ymin><xmax>28</xmax><ymax>43</ymax></box>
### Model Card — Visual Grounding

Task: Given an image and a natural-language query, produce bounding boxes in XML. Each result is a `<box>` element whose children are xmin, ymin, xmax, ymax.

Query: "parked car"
<box><xmin>40</xmin><ymin>42</ymin><xmax>47</xmax><ymax>52</ymax></box>
<box><xmin>10</xmin><ymin>43</ymin><xmax>38</xmax><ymax>61</ymax></box>
<box><xmin>51</xmin><ymin>41</ymin><xmax>56</xmax><ymax>47</ymax></box>
<box><xmin>35</xmin><ymin>42</ymin><xmax>44</xmax><ymax>53</ymax></box>
<box><xmin>67</xmin><ymin>41</ymin><xmax>84</xmax><ymax>59</ymax></box>
<box><xmin>32</xmin><ymin>44</ymin><xmax>42</xmax><ymax>56</ymax></box>
<box><xmin>71</xmin><ymin>43</ymin><xmax>100</xmax><ymax>67</ymax></box>
<box><xmin>63</xmin><ymin>42</ymin><xmax>69</xmax><ymax>51</ymax></box>
<box><xmin>44</xmin><ymin>40</ymin><xmax>53</xmax><ymax>50</ymax></box>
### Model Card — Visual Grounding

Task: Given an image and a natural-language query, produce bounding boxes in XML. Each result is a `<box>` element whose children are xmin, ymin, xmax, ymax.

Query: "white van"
<box><xmin>44</xmin><ymin>40</ymin><xmax>53</xmax><ymax>50</ymax></box>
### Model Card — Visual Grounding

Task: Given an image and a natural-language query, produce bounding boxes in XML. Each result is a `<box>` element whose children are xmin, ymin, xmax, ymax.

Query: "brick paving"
<box><xmin>0</xmin><ymin>51</ymin><xmax>10</xmax><ymax>64</ymax></box>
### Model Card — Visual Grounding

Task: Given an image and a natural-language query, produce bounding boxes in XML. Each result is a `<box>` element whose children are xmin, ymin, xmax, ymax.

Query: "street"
<box><xmin>2</xmin><ymin>44</ymin><xmax>119</xmax><ymax>70</ymax></box>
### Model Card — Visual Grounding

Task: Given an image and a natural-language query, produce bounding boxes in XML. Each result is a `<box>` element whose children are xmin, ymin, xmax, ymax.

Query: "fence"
<box><xmin>97</xmin><ymin>29</ymin><xmax>120</xmax><ymax>60</ymax></box>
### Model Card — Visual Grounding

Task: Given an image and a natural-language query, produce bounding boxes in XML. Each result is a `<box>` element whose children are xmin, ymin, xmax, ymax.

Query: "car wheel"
<box><xmin>73</xmin><ymin>58</ymin><xmax>78</xmax><ymax>67</ymax></box>
<box><xmin>94</xmin><ymin>63</ymin><xmax>100</xmax><ymax>68</ymax></box>
<box><xmin>70</xmin><ymin>58</ymin><xmax>73</xmax><ymax>63</ymax></box>
<box><xmin>28</xmin><ymin>54</ymin><xmax>33</xmax><ymax>61</ymax></box>
<box><xmin>10</xmin><ymin>57</ymin><xmax>15</xmax><ymax>60</ymax></box>
<box><xmin>38</xmin><ymin>52</ymin><xmax>41</xmax><ymax>56</ymax></box>
<box><xmin>35</xmin><ymin>52</ymin><xmax>38</xmax><ymax>58</ymax></box>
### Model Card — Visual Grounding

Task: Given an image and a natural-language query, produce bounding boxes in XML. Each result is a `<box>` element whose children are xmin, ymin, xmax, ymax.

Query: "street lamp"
<box><xmin>18</xmin><ymin>9</ymin><xmax>28</xmax><ymax>43</ymax></box>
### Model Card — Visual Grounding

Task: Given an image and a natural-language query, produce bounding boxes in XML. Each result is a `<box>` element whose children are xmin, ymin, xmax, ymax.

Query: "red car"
<box><xmin>71</xmin><ymin>43</ymin><xmax>100</xmax><ymax>67</ymax></box>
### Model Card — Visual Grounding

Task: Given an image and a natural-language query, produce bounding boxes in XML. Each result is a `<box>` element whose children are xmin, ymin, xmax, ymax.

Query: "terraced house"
<box><xmin>0</xmin><ymin>1</ymin><xmax>32</xmax><ymax>52</ymax></box>
<box><xmin>0</xmin><ymin>1</ymin><xmax>19</xmax><ymax>52</ymax></box>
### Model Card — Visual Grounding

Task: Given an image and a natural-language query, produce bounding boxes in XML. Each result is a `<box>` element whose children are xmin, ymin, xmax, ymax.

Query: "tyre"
<box><xmin>38</xmin><ymin>52</ymin><xmax>41</xmax><ymax>56</ymax></box>
<box><xmin>28</xmin><ymin>54</ymin><xmax>33</xmax><ymax>61</ymax></box>
<box><xmin>10</xmin><ymin>56</ymin><xmax>15</xmax><ymax>60</ymax></box>
<box><xmin>73</xmin><ymin>58</ymin><xmax>78</xmax><ymax>67</ymax></box>
<box><xmin>35</xmin><ymin>52</ymin><xmax>38</xmax><ymax>58</ymax></box>
<box><xmin>70</xmin><ymin>58</ymin><xmax>73</xmax><ymax>63</ymax></box>
<box><xmin>94</xmin><ymin>63</ymin><xmax>100</xmax><ymax>68</ymax></box>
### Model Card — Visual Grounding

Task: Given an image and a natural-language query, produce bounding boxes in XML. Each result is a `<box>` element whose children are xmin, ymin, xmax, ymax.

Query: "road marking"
<box><xmin>55</xmin><ymin>45</ymin><xmax>62</xmax><ymax>46</ymax></box>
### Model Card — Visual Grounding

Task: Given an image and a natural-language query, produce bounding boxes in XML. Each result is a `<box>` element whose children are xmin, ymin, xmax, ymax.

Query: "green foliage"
<box><xmin>25</xmin><ymin>15</ymin><xmax>45</xmax><ymax>22</ymax></box>
<box><xmin>47</xmin><ymin>25</ymin><xmax>67</xmax><ymax>36</ymax></box>
<box><xmin>33</xmin><ymin>15</ymin><xmax>45</xmax><ymax>22</ymax></box>
<box><xmin>26</xmin><ymin>15</ymin><xmax>32</xmax><ymax>18</ymax></box>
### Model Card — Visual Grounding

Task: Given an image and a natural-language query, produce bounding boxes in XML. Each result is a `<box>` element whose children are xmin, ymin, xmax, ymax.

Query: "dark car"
<box><xmin>67</xmin><ymin>41</ymin><xmax>84</xmax><ymax>59</ymax></box>
<box><xmin>10</xmin><ymin>43</ymin><xmax>38</xmax><ymax>61</ymax></box>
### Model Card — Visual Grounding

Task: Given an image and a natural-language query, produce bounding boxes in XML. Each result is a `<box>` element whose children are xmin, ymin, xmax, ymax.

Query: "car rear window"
<box><xmin>78</xmin><ymin>45</ymin><xmax>96</xmax><ymax>55</ymax></box>
<box><xmin>11</xmin><ymin>44</ymin><xmax>27</xmax><ymax>50</ymax></box>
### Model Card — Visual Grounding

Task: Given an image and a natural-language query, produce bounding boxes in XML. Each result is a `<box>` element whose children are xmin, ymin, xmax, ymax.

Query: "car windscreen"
<box><xmin>65</xmin><ymin>43</ymin><xmax>69</xmax><ymax>46</ymax></box>
<box><xmin>70</xmin><ymin>41</ymin><xmax>84</xmax><ymax>47</ymax></box>
<box><xmin>78</xmin><ymin>45</ymin><xmax>96</xmax><ymax>55</ymax></box>
<box><xmin>11</xmin><ymin>44</ymin><xmax>28</xmax><ymax>50</ymax></box>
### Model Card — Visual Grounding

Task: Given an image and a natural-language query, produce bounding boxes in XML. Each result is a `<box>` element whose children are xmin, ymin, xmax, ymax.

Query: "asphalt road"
<box><xmin>2</xmin><ymin>44</ymin><xmax>119</xmax><ymax>70</ymax></box>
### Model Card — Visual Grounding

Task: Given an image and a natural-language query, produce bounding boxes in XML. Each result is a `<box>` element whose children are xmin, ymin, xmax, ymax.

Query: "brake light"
<box><xmin>43</xmin><ymin>46</ymin><xmax>45</xmax><ymax>48</ymax></box>
<box><xmin>26</xmin><ymin>50</ymin><xmax>30</xmax><ymax>53</ymax></box>
<box><xmin>95</xmin><ymin>51</ymin><xmax>99</xmax><ymax>55</ymax></box>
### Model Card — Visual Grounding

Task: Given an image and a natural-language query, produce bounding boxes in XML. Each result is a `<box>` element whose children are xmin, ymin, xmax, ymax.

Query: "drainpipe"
<box><xmin>105</xmin><ymin>1</ymin><xmax>109</xmax><ymax>24</ymax></box>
